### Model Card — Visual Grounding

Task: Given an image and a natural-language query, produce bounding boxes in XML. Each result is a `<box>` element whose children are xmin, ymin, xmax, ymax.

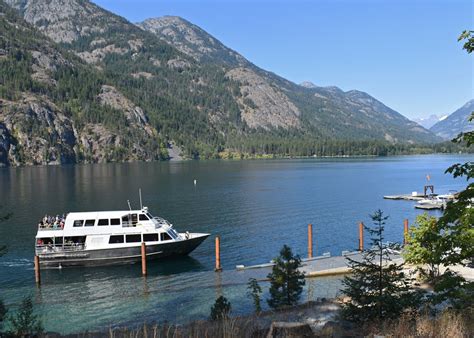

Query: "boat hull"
<box><xmin>38</xmin><ymin>234</ymin><xmax>209</xmax><ymax>268</ymax></box>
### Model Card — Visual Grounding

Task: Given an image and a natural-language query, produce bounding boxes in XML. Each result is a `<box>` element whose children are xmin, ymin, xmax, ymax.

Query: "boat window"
<box><xmin>131</xmin><ymin>214</ymin><xmax>138</xmax><ymax>225</ymax></box>
<box><xmin>98</xmin><ymin>219</ymin><xmax>109</xmax><ymax>226</ymax></box>
<box><xmin>41</xmin><ymin>238</ymin><xmax>54</xmax><ymax>245</ymax></box>
<box><xmin>64</xmin><ymin>236</ymin><xmax>86</xmax><ymax>245</ymax></box>
<box><xmin>110</xmin><ymin>218</ymin><xmax>120</xmax><ymax>226</ymax></box>
<box><xmin>146</xmin><ymin>213</ymin><xmax>153</xmax><ymax>219</ymax></box>
<box><xmin>143</xmin><ymin>233</ymin><xmax>158</xmax><ymax>242</ymax></box>
<box><xmin>54</xmin><ymin>237</ymin><xmax>63</xmax><ymax>245</ymax></box>
<box><xmin>122</xmin><ymin>215</ymin><xmax>131</xmax><ymax>227</ymax></box>
<box><xmin>109</xmin><ymin>235</ymin><xmax>124</xmax><ymax>244</ymax></box>
<box><xmin>126</xmin><ymin>234</ymin><xmax>141</xmax><ymax>243</ymax></box>
<box><xmin>84</xmin><ymin>219</ymin><xmax>95</xmax><ymax>227</ymax></box>
<box><xmin>73</xmin><ymin>220</ymin><xmax>84</xmax><ymax>227</ymax></box>
<box><xmin>160</xmin><ymin>232</ymin><xmax>172</xmax><ymax>241</ymax></box>
<box><xmin>139</xmin><ymin>214</ymin><xmax>149</xmax><ymax>221</ymax></box>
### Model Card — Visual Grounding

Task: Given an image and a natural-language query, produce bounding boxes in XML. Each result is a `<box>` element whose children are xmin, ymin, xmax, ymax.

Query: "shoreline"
<box><xmin>1</xmin><ymin>151</ymin><xmax>473</xmax><ymax>169</ymax></box>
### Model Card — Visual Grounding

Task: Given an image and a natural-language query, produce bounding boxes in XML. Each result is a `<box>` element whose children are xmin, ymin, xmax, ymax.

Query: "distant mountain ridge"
<box><xmin>430</xmin><ymin>100</ymin><xmax>474</xmax><ymax>140</ymax></box>
<box><xmin>138</xmin><ymin>16</ymin><xmax>249</xmax><ymax>68</ymax></box>
<box><xmin>413</xmin><ymin>114</ymin><xmax>445</xmax><ymax>129</ymax></box>
<box><xmin>300</xmin><ymin>81</ymin><xmax>318</xmax><ymax>89</ymax></box>
<box><xmin>0</xmin><ymin>0</ymin><xmax>441</xmax><ymax>166</ymax></box>
<box><xmin>137</xmin><ymin>15</ymin><xmax>438</xmax><ymax>143</ymax></box>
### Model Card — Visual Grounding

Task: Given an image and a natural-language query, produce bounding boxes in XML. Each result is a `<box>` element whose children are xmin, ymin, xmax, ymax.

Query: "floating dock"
<box><xmin>236</xmin><ymin>251</ymin><xmax>403</xmax><ymax>278</ymax></box>
<box><xmin>383</xmin><ymin>194</ymin><xmax>425</xmax><ymax>201</ymax></box>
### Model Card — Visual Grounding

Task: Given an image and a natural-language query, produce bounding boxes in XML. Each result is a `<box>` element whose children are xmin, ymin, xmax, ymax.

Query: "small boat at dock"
<box><xmin>35</xmin><ymin>207</ymin><xmax>209</xmax><ymax>268</ymax></box>
<box><xmin>415</xmin><ymin>194</ymin><xmax>454</xmax><ymax>210</ymax></box>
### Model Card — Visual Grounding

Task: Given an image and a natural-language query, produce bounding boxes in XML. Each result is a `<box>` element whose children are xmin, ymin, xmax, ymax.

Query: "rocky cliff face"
<box><xmin>138</xmin><ymin>16</ymin><xmax>248</xmax><ymax>67</ymax></box>
<box><xmin>138</xmin><ymin>15</ymin><xmax>440</xmax><ymax>144</ymax></box>
<box><xmin>0</xmin><ymin>1</ymin><xmax>166</xmax><ymax>166</ymax></box>
<box><xmin>430</xmin><ymin>100</ymin><xmax>474</xmax><ymax>140</ymax></box>
<box><xmin>5</xmin><ymin>0</ymin><xmax>126</xmax><ymax>44</ymax></box>
<box><xmin>226</xmin><ymin>68</ymin><xmax>300</xmax><ymax>129</ymax></box>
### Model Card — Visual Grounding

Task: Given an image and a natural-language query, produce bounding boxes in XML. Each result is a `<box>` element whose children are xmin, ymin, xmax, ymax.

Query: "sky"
<box><xmin>92</xmin><ymin>0</ymin><xmax>473</xmax><ymax>120</ymax></box>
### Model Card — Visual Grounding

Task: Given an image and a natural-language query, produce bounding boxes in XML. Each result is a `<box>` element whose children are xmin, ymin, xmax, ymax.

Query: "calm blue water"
<box><xmin>0</xmin><ymin>155</ymin><xmax>472</xmax><ymax>333</ymax></box>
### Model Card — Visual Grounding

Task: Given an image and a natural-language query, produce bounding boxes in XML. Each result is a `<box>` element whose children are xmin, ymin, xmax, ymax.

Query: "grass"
<box><xmin>39</xmin><ymin>301</ymin><xmax>473</xmax><ymax>337</ymax></box>
<box><xmin>117</xmin><ymin>309</ymin><xmax>472</xmax><ymax>338</ymax></box>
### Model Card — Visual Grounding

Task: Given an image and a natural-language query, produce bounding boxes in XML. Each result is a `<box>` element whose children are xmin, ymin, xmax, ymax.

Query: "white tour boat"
<box><xmin>35</xmin><ymin>207</ymin><xmax>209</xmax><ymax>268</ymax></box>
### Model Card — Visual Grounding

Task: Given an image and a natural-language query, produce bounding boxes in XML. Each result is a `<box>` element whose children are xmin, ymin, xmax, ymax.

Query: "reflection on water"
<box><xmin>0</xmin><ymin>155</ymin><xmax>472</xmax><ymax>333</ymax></box>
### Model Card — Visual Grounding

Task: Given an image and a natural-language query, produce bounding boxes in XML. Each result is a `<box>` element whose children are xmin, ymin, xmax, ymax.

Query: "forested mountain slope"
<box><xmin>139</xmin><ymin>16</ymin><xmax>439</xmax><ymax>143</ymax></box>
<box><xmin>430</xmin><ymin>100</ymin><xmax>474</xmax><ymax>140</ymax></box>
<box><xmin>0</xmin><ymin>1</ymin><xmax>168</xmax><ymax>166</ymax></box>
<box><xmin>0</xmin><ymin>0</ymin><xmax>442</xmax><ymax>166</ymax></box>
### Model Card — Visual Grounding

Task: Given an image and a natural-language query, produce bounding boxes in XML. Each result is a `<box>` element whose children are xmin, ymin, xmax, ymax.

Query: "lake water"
<box><xmin>0</xmin><ymin>155</ymin><xmax>472</xmax><ymax>333</ymax></box>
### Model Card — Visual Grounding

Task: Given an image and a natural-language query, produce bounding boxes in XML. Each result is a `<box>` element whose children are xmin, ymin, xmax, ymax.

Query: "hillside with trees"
<box><xmin>0</xmin><ymin>0</ymin><xmax>452</xmax><ymax>167</ymax></box>
<box><xmin>430</xmin><ymin>99</ymin><xmax>474</xmax><ymax>140</ymax></box>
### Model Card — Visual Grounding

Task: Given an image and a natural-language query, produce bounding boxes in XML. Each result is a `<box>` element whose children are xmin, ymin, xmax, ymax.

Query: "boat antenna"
<box><xmin>139</xmin><ymin>188</ymin><xmax>143</xmax><ymax>209</ymax></box>
<box><xmin>127</xmin><ymin>200</ymin><xmax>132</xmax><ymax>211</ymax></box>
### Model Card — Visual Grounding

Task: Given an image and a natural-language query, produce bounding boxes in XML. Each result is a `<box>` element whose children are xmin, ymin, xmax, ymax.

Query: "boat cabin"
<box><xmin>35</xmin><ymin>207</ymin><xmax>183</xmax><ymax>255</ymax></box>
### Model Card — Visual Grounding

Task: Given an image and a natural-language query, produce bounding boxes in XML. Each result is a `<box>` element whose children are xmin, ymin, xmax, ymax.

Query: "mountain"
<box><xmin>138</xmin><ymin>16</ymin><xmax>248</xmax><ymax>68</ymax></box>
<box><xmin>137</xmin><ymin>16</ymin><xmax>438</xmax><ymax>143</ymax></box>
<box><xmin>300</xmin><ymin>81</ymin><xmax>318</xmax><ymax>89</ymax></box>
<box><xmin>430</xmin><ymin>100</ymin><xmax>474</xmax><ymax>140</ymax></box>
<box><xmin>413</xmin><ymin>114</ymin><xmax>445</xmax><ymax>129</ymax></box>
<box><xmin>0</xmin><ymin>1</ymin><xmax>169</xmax><ymax>166</ymax></box>
<box><xmin>0</xmin><ymin>0</ymin><xmax>441</xmax><ymax>166</ymax></box>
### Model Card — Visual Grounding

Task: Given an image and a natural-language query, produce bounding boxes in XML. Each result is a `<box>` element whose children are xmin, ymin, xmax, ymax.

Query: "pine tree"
<box><xmin>210</xmin><ymin>296</ymin><xmax>231</xmax><ymax>321</ymax></box>
<box><xmin>267</xmin><ymin>245</ymin><xmax>305</xmax><ymax>309</ymax></box>
<box><xmin>0</xmin><ymin>206</ymin><xmax>9</xmax><ymax>332</ymax></box>
<box><xmin>247</xmin><ymin>278</ymin><xmax>262</xmax><ymax>313</ymax></box>
<box><xmin>9</xmin><ymin>297</ymin><xmax>43</xmax><ymax>336</ymax></box>
<box><xmin>0</xmin><ymin>299</ymin><xmax>6</xmax><ymax>331</ymax></box>
<box><xmin>341</xmin><ymin>210</ymin><xmax>421</xmax><ymax>324</ymax></box>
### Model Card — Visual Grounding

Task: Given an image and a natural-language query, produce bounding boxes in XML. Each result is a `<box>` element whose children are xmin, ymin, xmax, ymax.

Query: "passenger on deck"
<box><xmin>39</xmin><ymin>213</ymin><xmax>69</xmax><ymax>229</ymax></box>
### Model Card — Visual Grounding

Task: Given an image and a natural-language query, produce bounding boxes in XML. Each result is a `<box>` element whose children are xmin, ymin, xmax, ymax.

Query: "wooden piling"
<box><xmin>141</xmin><ymin>242</ymin><xmax>147</xmax><ymax>276</ymax></box>
<box><xmin>34</xmin><ymin>255</ymin><xmax>40</xmax><ymax>284</ymax></box>
<box><xmin>215</xmin><ymin>236</ymin><xmax>222</xmax><ymax>272</ymax></box>
<box><xmin>404</xmin><ymin>219</ymin><xmax>409</xmax><ymax>246</ymax></box>
<box><xmin>359</xmin><ymin>222</ymin><xmax>364</xmax><ymax>251</ymax></box>
<box><xmin>308</xmin><ymin>224</ymin><xmax>313</xmax><ymax>258</ymax></box>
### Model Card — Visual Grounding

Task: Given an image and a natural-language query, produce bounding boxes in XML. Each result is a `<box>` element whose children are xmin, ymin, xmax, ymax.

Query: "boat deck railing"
<box><xmin>153</xmin><ymin>217</ymin><xmax>171</xmax><ymax>228</ymax></box>
<box><xmin>38</xmin><ymin>224</ymin><xmax>64</xmax><ymax>231</ymax></box>
<box><xmin>35</xmin><ymin>243</ymin><xmax>85</xmax><ymax>254</ymax></box>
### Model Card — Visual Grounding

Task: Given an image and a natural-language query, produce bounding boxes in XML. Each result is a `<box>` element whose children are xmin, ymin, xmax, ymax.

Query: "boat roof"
<box><xmin>66</xmin><ymin>209</ymin><xmax>151</xmax><ymax>218</ymax></box>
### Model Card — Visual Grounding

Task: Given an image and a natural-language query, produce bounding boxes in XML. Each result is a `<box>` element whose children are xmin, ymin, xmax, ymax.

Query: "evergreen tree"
<box><xmin>267</xmin><ymin>245</ymin><xmax>305</xmax><ymax>309</ymax></box>
<box><xmin>0</xmin><ymin>206</ymin><xmax>9</xmax><ymax>332</ymax></box>
<box><xmin>341</xmin><ymin>210</ymin><xmax>421</xmax><ymax>324</ymax></box>
<box><xmin>210</xmin><ymin>296</ymin><xmax>231</xmax><ymax>321</ymax></box>
<box><xmin>0</xmin><ymin>300</ymin><xmax>6</xmax><ymax>332</ymax></box>
<box><xmin>247</xmin><ymin>278</ymin><xmax>262</xmax><ymax>313</ymax></box>
<box><xmin>8</xmin><ymin>297</ymin><xmax>43</xmax><ymax>336</ymax></box>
